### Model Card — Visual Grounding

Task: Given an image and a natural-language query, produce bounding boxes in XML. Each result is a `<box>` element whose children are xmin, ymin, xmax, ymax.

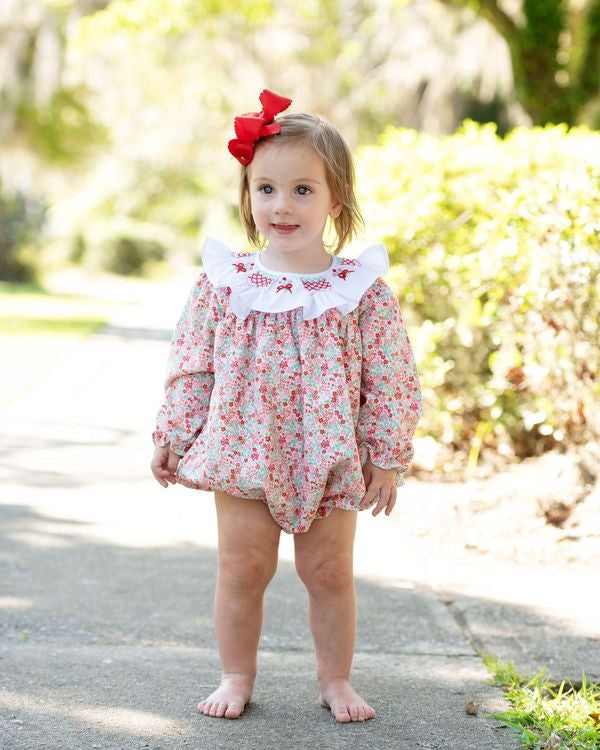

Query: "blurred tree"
<box><xmin>30</xmin><ymin>0</ymin><xmax>526</xmax><ymax>277</ymax></box>
<box><xmin>0</xmin><ymin>193</ymin><xmax>46</xmax><ymax>281</ymax></box>
<box><xmin>0</xmin><ymin>0</ymin><xmax>108</xmax><ymax>171</ymax></box>
<box><xmin>76</xmin><ymin>0</ymin><xmax>521</xmax><ymax>143</ymax></box>
<box><xmin>0</xmin><ymin>0</ymin><xmax>109</xmax><ymax>279</ymax></box>
<box><xmin>439</xmin><ymin>0</ymin><xmax>600</xmax><ymax>126</ymax></box>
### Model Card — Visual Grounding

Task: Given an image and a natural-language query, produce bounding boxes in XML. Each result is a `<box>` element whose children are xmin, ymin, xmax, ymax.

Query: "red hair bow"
<box><xmin>228</xmin><ymin>89</ymin><xmax>292</xmax><ymax>166</ymax></box>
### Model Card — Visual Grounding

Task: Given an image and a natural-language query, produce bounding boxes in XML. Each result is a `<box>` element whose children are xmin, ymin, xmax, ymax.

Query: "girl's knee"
<box><xmin>219</xmin><ymin>550</ymin><xmax>277</xmax><ymax>592</ymax></box>
<box><xmin>296</xmin><ymin>555</ymin><xmax>354</xmax><ymax>594</ymax></box>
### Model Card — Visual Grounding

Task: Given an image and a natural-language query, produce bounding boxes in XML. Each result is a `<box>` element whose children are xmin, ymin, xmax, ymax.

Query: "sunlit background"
<box><xmin>2</xmin><ymin>0</ymin><xmax>599</xmax><ymax>473</ymax></box>
<box><xmin>1</xmin><ymin>3</ymin><xmax>600</xmax><ymax>745</ymax></box>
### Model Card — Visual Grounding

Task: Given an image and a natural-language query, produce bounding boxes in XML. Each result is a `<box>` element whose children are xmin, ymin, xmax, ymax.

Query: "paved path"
<box><xmin>1</xmin><ymin>273</ymin><xmax>577</xmax><ymax>749</ymax></box>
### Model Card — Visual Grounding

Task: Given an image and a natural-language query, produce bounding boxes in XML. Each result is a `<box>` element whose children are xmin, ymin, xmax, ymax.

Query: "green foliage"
<box><xmin>75</xmin><ymin>0</ymin><xmax>274</xmax><ymax>43</ymax></box>
<box><xmin>0</xmin><ymin>1</ymin><xmax>108</xmax><ymax>168</ymax></box>
<box><xmin>517</xmin><ymin>0</ymin><xmax>568</xmax><ymax>122</ymax></box>
<box><xmin>439</xmin><ymin>0</ymin><xmax>600</xmax><ymax>126</ymax></box>
<box><xmin>580</xmin><ymin>0</ymin><xmax>600</xmax><ymax>101</ymax></box>
<box><xmin>69</xmin><ymin>217</ymin><xmax>173</xmax><ymax>277</ymax></box>
<box><xmin>16</xmin><ymin>86</ymin><xmax>108</xmax><ymax>165</ymax></box>
<box><xmin>48</xmin><ymin>158</ymin><xmax>205</xmax><ymax>278</ymax></box>
<box><xmin>357</xmin><ymin>121</ymin><xmax>600</xmax><ymax>464</ymax></box>
<box><xmin>99</xmin><ymin>234</ymin><xmax>166</xmax><ymax>276</ymax></box>
<box><xmin>484</xmin><ymin>655</ymin><xmax>600</xmax><ymax>749</ymax></box>
<box><xmin>0</xmin><ymin>193</ymin><xmax>46</xmax><ymax>282</ymax></box>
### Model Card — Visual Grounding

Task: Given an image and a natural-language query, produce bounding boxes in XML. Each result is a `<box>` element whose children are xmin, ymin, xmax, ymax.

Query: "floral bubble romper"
<box><xmin>153</xmin><ymin>238</ymin><xmax>423</xmax><ymax>534</ymax></box>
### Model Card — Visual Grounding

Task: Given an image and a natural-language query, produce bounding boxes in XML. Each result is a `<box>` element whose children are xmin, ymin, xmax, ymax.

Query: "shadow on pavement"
<box><xmin>0</xmin><ymin>429</ymin><xmax>142</xmax><ymax>489</ymax></box>
<box><xmin>1</xmin><ymin>501</ymin><xmax>587</xmax><ymax>750</ymax></box>
<box><xmin>97</xmin><ymin>325</ymin><xmax>173</xmax><ymax>342</ymax></box>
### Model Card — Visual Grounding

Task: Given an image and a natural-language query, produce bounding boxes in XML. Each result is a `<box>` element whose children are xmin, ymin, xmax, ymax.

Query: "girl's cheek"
<box><xmin>253</xmin><ymin>195</ymin><xmax>269</xmax><ymax>210</ymax></box>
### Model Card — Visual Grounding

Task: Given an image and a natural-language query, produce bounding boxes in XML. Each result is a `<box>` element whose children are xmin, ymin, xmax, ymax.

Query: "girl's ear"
<box><xmin>330</xmin><ymin>199</ymin><xmax>342</xmax><ymax>219</ymax></box>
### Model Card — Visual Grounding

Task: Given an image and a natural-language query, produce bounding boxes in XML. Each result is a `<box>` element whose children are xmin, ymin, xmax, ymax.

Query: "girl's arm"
<box><xmin>152</xmin><ymin>273</ymin><xmax>221</xmax><ymax>459</ymax></box>
<box><xmin>356</xmin><ymin>278</ymin><xmax>423</xmax><ymax>484</ymax></box>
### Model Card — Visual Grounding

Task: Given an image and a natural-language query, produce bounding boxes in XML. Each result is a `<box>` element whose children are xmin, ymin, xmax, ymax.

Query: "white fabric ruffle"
<box><xmin>199</xmin><ymin>236</ymin><xmax>389</xmax><ymax>321</ymax></box>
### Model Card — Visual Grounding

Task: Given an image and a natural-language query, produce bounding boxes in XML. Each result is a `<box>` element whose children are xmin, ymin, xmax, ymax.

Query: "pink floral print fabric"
<box><xmin>154</xmin><ymin>268</ymin><xmax>422</xmax><ymax>534</ymax></box>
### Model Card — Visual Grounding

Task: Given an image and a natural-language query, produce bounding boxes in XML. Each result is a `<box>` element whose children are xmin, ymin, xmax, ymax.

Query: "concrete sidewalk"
<box><xmin>0</xmin><ymin>274</ymin><xmax>565</xmax><ymax>749</ymax></box>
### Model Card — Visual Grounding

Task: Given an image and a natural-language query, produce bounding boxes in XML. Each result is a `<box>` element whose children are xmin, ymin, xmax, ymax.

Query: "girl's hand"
<box><xmin>359</xmin><ymin>459</ymin><xmax>397</xmax><ymax>517</ymax></box>
<box><xmin>150</xmin><ymin>445</ymin><xmax>180</xmax><ymax>487</ymax></box>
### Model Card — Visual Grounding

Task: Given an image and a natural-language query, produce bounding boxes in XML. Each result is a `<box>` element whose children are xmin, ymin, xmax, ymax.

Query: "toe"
<box><xmin>349</xmin><ymin>703</ymin><xmax>361</xmax><ymax>721</ymax></box>
<box><xmin>334</xmin><ymin>704</ymin><xmax>352</xmax><ymax>723</ymax></box>
<box><xmin>209</xmin><ymin>702</ymin><xmax>219</xmax><ymax>717</ymax></box>
<box><xmin>215</xmin><ymin>701</ymin><xmax>228</xmax><ymax>718</ymax></box>
<box><xmin>225</xmin><ymin>701</ymin><xmax>243</xmax><ymax>719</ymax></box>
<box><xmin>357</xmin><ymin>704</ymin><xmax>366</xmax><ymax>721</ymax></box>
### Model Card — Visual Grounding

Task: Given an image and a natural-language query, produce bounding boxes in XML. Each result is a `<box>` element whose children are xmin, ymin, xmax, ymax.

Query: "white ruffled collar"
<box><xmin>199</xmin><ymin>236</ymin><xmax>389</xmax><ymax>321</ymax></box>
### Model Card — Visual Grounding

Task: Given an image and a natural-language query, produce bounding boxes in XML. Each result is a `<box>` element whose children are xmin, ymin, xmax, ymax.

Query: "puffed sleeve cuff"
<box><xmin>152</xmin><ymin>429</ymin><xmax>170</xmax><ymax>448</ymax></box>
<box><xmin>359</xmin><ymin>442</ymin><xmax>409</xmax><ymax>487</ymax></box>
<box><xmin>151</xmin><ymin>428</ymin><xmax>189</xmax><ymax>456</ymax></box>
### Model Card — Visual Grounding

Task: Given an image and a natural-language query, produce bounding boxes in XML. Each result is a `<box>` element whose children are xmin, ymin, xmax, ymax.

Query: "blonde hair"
<box><xmin>238</xmin><ymin>112</ymin><xmax>363</xmax><ymax>255</ymax></box>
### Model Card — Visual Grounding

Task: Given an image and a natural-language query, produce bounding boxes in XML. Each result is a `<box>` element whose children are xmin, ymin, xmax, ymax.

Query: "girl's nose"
<box><xmin>274</xmin><ymin>194</ymin><xmax>292</xmax><ymax>214</ymax></box>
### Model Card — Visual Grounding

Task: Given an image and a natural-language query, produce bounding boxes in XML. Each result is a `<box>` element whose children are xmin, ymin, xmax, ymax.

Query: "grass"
<box><xmin>0</xmin><ymin>316</ymin><xmax>108</xmax><ymax>336</ymax></box>
<box><xmin>484</xmin><ymin>654</ymin><xmax>600</xmax><ymax>749</ymax></box>
<box><xmin>0</xmin><ymin>281</ymin><xmax>118</xmax><ymax>337</ymax></box>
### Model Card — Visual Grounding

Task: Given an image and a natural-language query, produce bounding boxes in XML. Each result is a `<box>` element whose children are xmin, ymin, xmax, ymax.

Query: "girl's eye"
<box><xmin>296</xmin><ymin>185</ymin><xmax>311</xmax><ymax>196</ymax></box>
<box><xmin>259</xmin><ymin>185</ymin><xmax>273</xmax><ymax>194</ymax></box>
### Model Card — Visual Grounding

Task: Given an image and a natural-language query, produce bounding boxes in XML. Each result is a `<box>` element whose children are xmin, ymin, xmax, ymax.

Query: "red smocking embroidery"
<box><xmin>302</xmin><ymin>278</ymin><xmax>332</xmax><ymax>292</ymax></box>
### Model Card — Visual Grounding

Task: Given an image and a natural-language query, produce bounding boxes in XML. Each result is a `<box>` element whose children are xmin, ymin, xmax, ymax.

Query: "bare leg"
<box><xmin>197</xmin><ymin>491</ymin><xmax>280</xmax><ymax>719</ymax></box>
<box><xmin>294</xmin><ymin>509</ymin><xmax>375</xmax><ymax>723</ymax></box>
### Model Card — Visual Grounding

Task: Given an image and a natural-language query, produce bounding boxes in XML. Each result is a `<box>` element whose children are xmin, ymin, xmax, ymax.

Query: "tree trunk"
<box><xmin>439</xmin><ymin>0</ymin><xmax>600</xmax><ymax>126</ymax></box>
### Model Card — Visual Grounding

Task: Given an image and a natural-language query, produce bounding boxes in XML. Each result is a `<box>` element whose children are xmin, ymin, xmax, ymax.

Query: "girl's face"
<box><xmin>248</xmin><ymin>141</ymin><xmax>342</xmax><ymax>257</ymax></box>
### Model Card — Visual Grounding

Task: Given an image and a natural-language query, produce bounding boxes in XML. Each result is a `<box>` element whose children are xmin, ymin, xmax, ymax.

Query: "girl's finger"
<box><xmin>384</xmin><ymin>492</ymin><xmax>397</xmax><ymax>515</ymax></box>
<box><xmin>372</xmin><ymin>490</ymin><xmax>391</xmax><ymax>517</ymax></box>
<box><xmin>359</xmin><ymin>490</ymin><xmax>379</xmax><ymax>509</ymax></box>
<box><xmin>151</xmin><ymin>470</ymin><xmax>168</xmax><ymax>488</ymax></box>
<box><xmin>167</xmin><ymin>453</ymin><xmax>180</xmax><ymax>473</ymax></box>
<box><xmin>159</xmin><ymin>467</ymin><xmax>177</xmax><ymax>484</ymax></box>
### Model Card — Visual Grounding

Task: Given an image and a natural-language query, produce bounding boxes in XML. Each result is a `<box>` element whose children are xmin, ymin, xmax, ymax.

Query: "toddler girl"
<box><xmin>150</xmin><ymin>89</ymin><xmax>422</xmax><ymax>723</ymax></box>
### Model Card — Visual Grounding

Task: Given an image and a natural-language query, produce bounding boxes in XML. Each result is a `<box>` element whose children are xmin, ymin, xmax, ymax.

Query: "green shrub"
<box><xmin>0</xmin><ymin>192</ymin><xmax>46</xmax><ymax>282</ymax></box>
<box><xmin>72</xmin><ymin>218</ymin><xmax>171</xmax><ymax>276</ymax></box>
<box><xmin>99</xmin><ymin>234</ymin><xmax>166</xmax><ymax>275</ymax></box>
<box><xmin>357</xmin><ymin>121</ymin><xmax>600</xmax><ymax>465</ymax></box>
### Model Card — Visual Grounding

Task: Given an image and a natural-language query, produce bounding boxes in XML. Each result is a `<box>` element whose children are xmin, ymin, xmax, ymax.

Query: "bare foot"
<box><xmin>319</xmin><ymin>677</ymin><xmax>376</xmax><ymax>723</ymax></box>
<box><xmin>197</xmin><ymin>674</ymin><xmax>253</xmax><ymax>719</ymax></box>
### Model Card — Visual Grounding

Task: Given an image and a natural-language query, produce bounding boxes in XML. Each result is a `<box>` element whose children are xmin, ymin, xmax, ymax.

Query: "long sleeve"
<box><xmin>153</xmin><ymin>273</ymin><xmax>221</xmax><ymax>456</ymax></box>
<box><xmin>356</xmin><ymin>278</ymin><xmax>422</xmax><ymax>479</ymax></box>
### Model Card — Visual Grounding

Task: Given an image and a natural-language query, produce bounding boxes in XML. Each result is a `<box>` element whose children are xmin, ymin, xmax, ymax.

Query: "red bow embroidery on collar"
<box><xmin>228</xmin><ymin>89</ymin><xmax>292</xmax><ymax>166</ymax></box>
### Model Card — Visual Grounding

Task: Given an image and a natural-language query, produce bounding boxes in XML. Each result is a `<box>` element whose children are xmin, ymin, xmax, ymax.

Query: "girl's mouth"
<box><xmin>272</xmin><ymin>224</ymin><xmax>299</xmax><ymax>234</ymax></box>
